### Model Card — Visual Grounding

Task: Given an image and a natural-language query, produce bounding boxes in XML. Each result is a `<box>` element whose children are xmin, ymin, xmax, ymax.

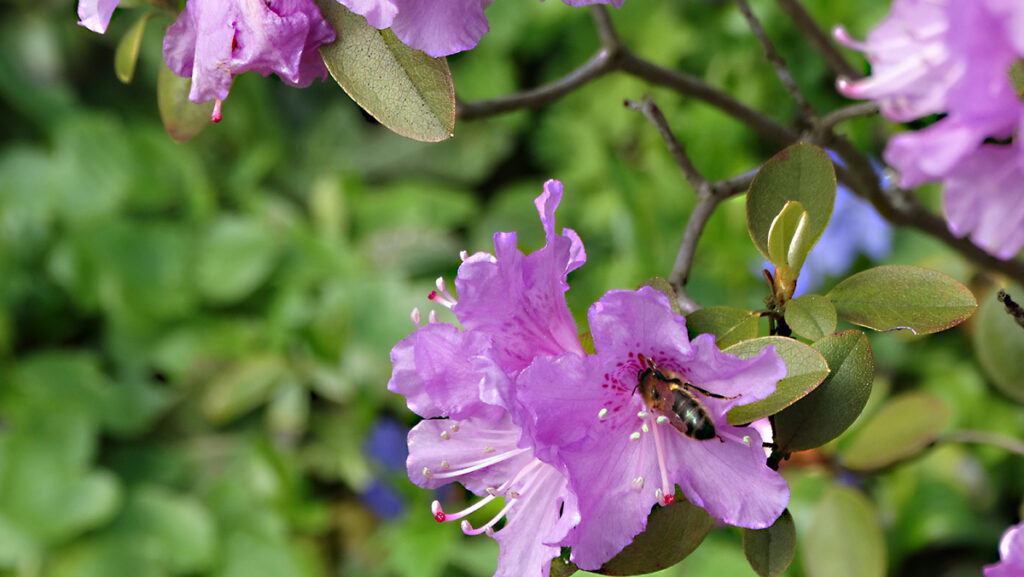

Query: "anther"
<box><xmin>423</xmin><ymin>467</ymin><xmax>433</xmax><ymax>479</ymax></box>
<box><xmin>656</xmin><ymin>416</ymin><xmax>669</xmax><ymax>425</ymax></box>
<box><xmin>641</xmin><ymin>424</ymin><xmax>650</xmax><ymax>433</ymax></box>
<box><xmin>484</xmin><ymin>446</ymin><xmax>495</xmax><ymax>454</ymax></box>
<box><xmin>441</xmin><ymin>430</ymin><xmax>450</xmax><ymax>440</ymax></box>
<box><xmin>459</xmin><ymin>250</ymin><xmax>469</xmax><ymax>261</ymax></box>
<box><xmin>441</xmin><ymin>460</ymin><xmax>450</xmax><ymax>470</ymax></box>
<box><xmin>598</xmin><ymin>408</ymin><xmax>609</xmax><ymax>420</ymax></box>
<box><xmin>508</xmin><ymin>490</ymin><xmax>520</xmax><ymax>498</ymax></box>
<box><xmin>428</xmin><ymin>310</ymin><xmax>439</xmax><ymax>324</ymax></box>
<box><xmin>630</xmin><ymin>432</ymin><xmax>641</xmax><ymax>441</ymax></box>
<box><xmin>637</xmin><ymin>410</ymin><xmax>648</xmax><ymax>419</ymax></box>
<box><xmin>632</xmin><ymin>476</ymin><xmax>644</xmax><ymax>491</ymax></box>
<box><xmin>410</xmin><ymin>308</ymin><xmax>422</xmax><ymax>326</ymax></box>
<box><xmin>449</xmin><ymin>424</ymin><xmax>460</xmax><ymax>432</ymax></box>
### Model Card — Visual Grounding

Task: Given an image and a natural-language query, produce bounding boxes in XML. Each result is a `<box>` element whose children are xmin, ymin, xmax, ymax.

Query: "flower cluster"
<box><xmin>78</xmin><ymin>0</ymin><xmax>624</xmax><ymax>110</ymax></box>
<box><xmin>390</xmin><ymin>180</ymin><xmax>788</xmax><ymax>576</ymax></box>
<box><xmin>835</xmin><ymin>0</ymin><xmax>1024</xmax><ymax>259</ymax></box>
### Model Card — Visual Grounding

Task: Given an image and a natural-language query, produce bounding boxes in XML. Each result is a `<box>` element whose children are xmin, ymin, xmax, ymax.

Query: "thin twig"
<box><xmin>776</xmin><ymin>0</ymin><xmax>861</xmax><ymax>80</ymax></box>
<box><xmin>590</xmin><ymin>5</ymin><xmax>622</xmax><ymax>51</ymax></box>
<box><xmin>617</xmin><ymin>52</ymin><xmax>799</xmax><ymax>147</ymax></box>
<box><xmin>815</xmin><ymin>101</ymin><xmax>878</xmax><ymax>135</ymax></box>
<box><xmin>669</xmin><ymin>196</ymin><xmax>719</xmax><ymax>314</ymax></box>
<box><xmin>941</xmin><ymin>430</ymin><xmax>1024</xmax><ymax>458</ymax></box>
<box><xmin>625</xmin><ymin>96</ymin><xmax>711</xmax><ymax>194</ymax></box>
<box><xmin>457</xmin><ymin>51</ymin><xmax>614</xmax><ymax>119</ymax></box>
<box><xmin>734</xmin><ymin>0</ymin><xmax>816</xmax><ymax>124</ymax></box>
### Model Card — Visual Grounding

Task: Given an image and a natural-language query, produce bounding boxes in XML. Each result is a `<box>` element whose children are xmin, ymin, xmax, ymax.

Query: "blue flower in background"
<box><xmin>361</xmin><ymin>417</ymin><xmax>410</xmax><ymax>520</ymax></box>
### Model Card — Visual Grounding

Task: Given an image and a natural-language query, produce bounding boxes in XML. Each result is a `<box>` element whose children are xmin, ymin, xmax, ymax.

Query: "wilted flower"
<box><xmin>162</xmin><ymin>0</ymin><xmax>336</xmax><ymax>105</ymax></box>
<box><xmin>336</xmin><ymin>0</ymin><xmax>626</xmax><ymax>58</ymax></box>
<box><xmin>985</xmin><ymin>522</ymin><xmax>1024</xmax><ymax>577</ymax></box>
<box><xmin>390</xmin><ymin>180</ymin><xmax>586</xmax><ymax>577</ymax></box>
<box><xmin>517</xmin><ymin>287</ymin><xmax>789</xmax><ymax>570</ymax></box>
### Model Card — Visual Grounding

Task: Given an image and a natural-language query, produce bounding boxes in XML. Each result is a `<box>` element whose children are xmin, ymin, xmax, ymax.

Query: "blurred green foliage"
<box><xmin>0</xmin><ymin>1</ymin><xmax>1021</xmax><ymax>576</ymax></box>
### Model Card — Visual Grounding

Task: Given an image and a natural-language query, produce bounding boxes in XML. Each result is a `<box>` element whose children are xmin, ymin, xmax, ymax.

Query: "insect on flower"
<box><xmin>634</xmin><ymin>354</ymin><xmax>738</xmax><ymax>442</ymax></box>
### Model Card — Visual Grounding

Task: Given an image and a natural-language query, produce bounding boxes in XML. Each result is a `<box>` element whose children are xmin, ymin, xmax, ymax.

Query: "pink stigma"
<box><xmin>211</xmin><ymin>99</ymin><xmax>223</xmax><ymax>123</ymax></box>
<box><xmin>663</xmin><ymin>494</ymin><xmax>675</xmax><ymax>505</ymax></box>
<box><xmin>434</xmin><ymin>511</ymin><xmax>446</xmax><ymax>523</ymax></box>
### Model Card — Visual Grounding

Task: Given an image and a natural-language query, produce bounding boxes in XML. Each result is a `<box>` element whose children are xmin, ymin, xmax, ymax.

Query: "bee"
<box><xmin>635</xmin><ymin>355</ymin><xmax>738</xmax><ymax>442</ymax></box>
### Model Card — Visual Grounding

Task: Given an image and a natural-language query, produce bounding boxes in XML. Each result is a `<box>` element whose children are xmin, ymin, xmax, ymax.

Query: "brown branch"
<box><xmin>734</xmin><ymin>0</ymin><xmax>816</xmax><ymax>123</ymax></box>
<box><xmin>776</xmin><ymin>0</ymin><xmax>861</xmax><ymax>80</ymax></box>
<box><xmin>625</xmin><ymin>96</ymin><xmax>711</xmax><ymax>195</ymax></box>
<box><xmin>814</xmin><ymin>101</ymin><xmax>878</xmax><ymax>135</ymax></box>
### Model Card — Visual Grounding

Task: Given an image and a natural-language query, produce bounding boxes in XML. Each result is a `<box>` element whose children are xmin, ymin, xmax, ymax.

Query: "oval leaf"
<box><xmin>973</xmin><ymin>285</ymin><xmax>1024</xmax><ymax>403</ymax></box>
<box><xmin>725</xmin><ymin>337</ymin><xmax>830</xmax><ymax>425</ymax></box>
<box><xmin>114</xmin><ymin>12</ymin><xmax>152</xmax><ymax>83</ymax></box>
<box><xmin>157</xmin><ymin>64</ymin><xmax>213</xmax><ymax>143</ymax></box>
<box><xmin>743</xmin><ymin>509</ymin><xmax>795</xmax><ymax>577</ymax></box>
<box><xmin>597</xmin><ymin>496</ymin><xmax>715</xmax><ymax>576</ymax></box>
<box><xmin>784</xmin><ymin>295</ymin><xmax>837</xmax><ymax>341</ymax></box>
<box><xmin>773</xmin><ymin>330</ymin><xmax>874</xmax><ymax>452</ymax></box>
<box><xmin>315</xmin><ymin>0</ymin><xmax>455</xmax><ymax>142</ymax></box>
<box><xmin>687</xmin><ymin>306</ymin><xmax>760</xmax><ymax>349</ymax></box>
<box><xmin>804</xmin><ymin>485</ymin><xmax>886</xmax><ymax>577</ymax></box>
<box><xmin>767</xmin><ymin>200</ymin><xmax>810</xmax><ymax>271</ymax></box>
<box><xmin>825</xmin><ymin>265</ymin><xmax>977</xmax><ymax>334</ymax></box>
<box><xmin>747</xmin><ymin>143</ymin><xmax>836</xmax><ymax>261</ymax></box>
<box><xmin>840</xmin><ymin>392</ymin><xmax>950</xmax><ymax>471</ymax></box>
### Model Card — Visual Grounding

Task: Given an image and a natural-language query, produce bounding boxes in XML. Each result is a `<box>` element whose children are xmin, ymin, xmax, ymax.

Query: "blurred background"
<box><xmin>1</xmin><ymin>1</ymin><xmax>1022</xmax><ymax>576</ymax></box>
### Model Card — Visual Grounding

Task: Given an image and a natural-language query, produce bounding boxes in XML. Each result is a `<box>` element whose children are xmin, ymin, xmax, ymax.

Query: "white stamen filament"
<box><xmin>426</xmin><ymin>447</ymin><xmax>530</xmax><ymax>481</ymax></box>
<box><xmin>649</xmin><ymin>416</ymin><xmax>674</xmax><ymax>505</ymax></box>
<box><xmin>461</xmin><ymin>500</ymin><xmax>515</xmax><ymax>536</ymax></box>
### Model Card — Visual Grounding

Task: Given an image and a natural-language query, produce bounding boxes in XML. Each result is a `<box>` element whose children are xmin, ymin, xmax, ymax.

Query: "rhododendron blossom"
<box><xmin>337</xmin><ymin>0</ymin><xmax>626</xmax><ymax>57</ymax></box>
<box><xmin>77</xmin><ymin>0</ymin><xmax>120</xmax><ymax>33</ymax></box>
<box><xmin>517</xmin><ymin>287</ymin><xmax>789</xmax><ymax>570</ymax></box>
<box><xmin>835</xmin><ymin>0</ymin><xmax>1024</xmax><ymax>259</ymax></box>
<box><xmin>389</xmin><ymin>180</ymin><xmax>586</xmax><ymax>577</ymax></box>
<box><xmin>162</xmin><ymin>0</ymin><xmax>336</xmax><ymax>105</ymax></box>
<box><xmin>985</xmin><ymin>522</ymin><xmax>1024</xmax><ymax>577</ymax></box>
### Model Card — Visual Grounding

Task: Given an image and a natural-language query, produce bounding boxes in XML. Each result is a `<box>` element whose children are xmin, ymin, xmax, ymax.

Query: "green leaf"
<box><xmin>114</xmin><ymin>12</ymin><xmax>151</xmax><ymax>83</ymax></box>
<box><xmin>156</xmin><ymin>64</ymin><xmax>213</xmax><ymax>143</ymax></box>
<box><xmin>825</xmin><ymin>265</ymin><xmax>977</xmax><ymax>334</ymax></box>
<box><xmin>773</xmin><ymin>330</ymin><xmax>874</xmax><ymax>452</ymax></box>
<box><xmin>596</xmin><ymin>496</ymin><xmax>715</xmax><ymax>576</ymax></box>
<box><xmin>840</xmin><ymin>392</ymin><xmax>950</xmax><ymax>471</ymax></box>
<box><xmin>195</xmin><ymin>217</ymin><xmax>282</xmax><ymax>305</ymax></box>
<box><xmin>743</xmin><ymin>509</ymin><xmax>795</xmax><ymax>577</ymax></box>
<box><xmin>804</xmin><ymin>485</ymin><xmax>886</xmax><ymax>577</ymax></box>
<box><xmin>315</xmin><ymin>0</ymin><xmax>455</xmax><ymax>142</ymax></box>
<box><xmin>550</xmin><ymin>557</ymin><xmax>579</xmax><ymax>577</ymax></box>
<box><xmin>973</xmin><ymin>285</ymin><xmax>1024</xmax><ymax>402</ymax></box>
<box><xmin>725</xmin><ymin>336</ymin><xmax>830</xmax><ymax>425</ymax></box>
<box><xmin>114</xmin><ymin>487</ymin><xmax>216</xmax><ymax>574</ymax></box>
<box><xmin>687</xmin><ymin>306</ymin><xmax>760</xmax><ymax>349</ymax></box>
<box><xmin>202</xmin><ymin>355</ymin><xmax>289</xmax><ymax>424</ymax></box>
<box><xmin>784</xmin><ymin>295</ymin><xmax>837</xmax><ymax>341</ymax></box>
<box><xmin>747</xmin><ymin>143</ymin><xmax>836</xmax><ymax>261</ymax></box>
<box><xmin>766</xmin><ymin>200</ymin><xmax>810</xmax><ymax>272</ymax></box>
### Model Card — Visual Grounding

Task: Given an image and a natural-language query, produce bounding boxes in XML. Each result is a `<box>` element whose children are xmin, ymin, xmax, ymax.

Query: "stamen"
<box><xmin>211</xmin><ymin>99</ymin><xmax>223</xmax><ymax>123</ymax></box>
<box><xmin>649</xmin><ymin>417</ymin><xmax>674</xmax><ymax>505</ymax></box>
<box><xmin>632</xmin><ymin>476</ymin><xmax>644</xmax><ymax>491</ymax></box>
<box><xmin>462</xmin><ymin>500</ymin><xmax>515</xmax><ymax>536</ymax></box>
<box><xmin>441</xmin><ymin>460</ymin><xmax>450</xmax><ymax>470</ymax></box>
<box><xmin>641</xmin><ymin>423</ymin><xmax>650</xmax><ymax>433</ymax></box>
<box><xmin>428</xmin><ymin>310</ymin><xmax>439</xmax><ymax>324</ymax></box>
<box><xmin>431</xmin><ymin>493</ymin><xmax>497</xmax><ymax>523</ymax></box>
<box><xmin>833</xmin><ymin>26</ymin><xmax>868</xmax><ymax>52</ymax></box>
<box><xmin>656</xmin><ymin>416</ymin><xmax>669</xmax><ymax>425</ymax></box>
<box><xmin>440</xmin><ymin>430</ymin><xmax>450</xmax><ymax>440</ymax></box>
<box><xmin>483</xmin><ymin>446</ymin><xmax>495</xmax><ymax>454</ymax></box>
<box><xmin>598</xmin><ymin>408</ymin><xmax>609</xmax><ymax>420</ymax></box>
<box><xmin>428</xmin><ymin>277</ymin><xmax>458</xmax><ymax>308</ymax></box>
<box><xmin>410</xmin><ymin>308</ymin><xmax>422</xmax><ymax>326</ymax></box>
<box><xmin>629</xmin><ymin>432</ymin><xmax>641</xmax><ymax>441</ymax></box>
<box><xmin>460</xmin><ymin>250</ymin><xmax>469</xmax><ymax>261</ymax></box>
<box><xmin>426</xmin><ymin>447</ymin><xmax>530</xmax><ymax>481</ymax></box>
<box><xmin>637</xmin><ymin>410</ymin><xmax>648</xmax><ymax>419</ymax></box>
<box><xmin>449</xmin><ymin>424</ymin><xmax>460</xmax><ymax>432</ymax></box>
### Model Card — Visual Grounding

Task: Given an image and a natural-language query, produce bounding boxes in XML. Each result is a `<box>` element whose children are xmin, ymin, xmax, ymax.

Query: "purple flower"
<box><xmin>985</xmin><ymin>522</ymin><xmax>1024</xmax><ymax>577</ymax></box>
<box><xmin>77</xmin><ymin>0</ymin><xmax>121</xmax><ymax>33</ymax></box>
<box><xmin>942</xmin><ymin>143</ymin><xmax>1024</xmax><ymax>259</ymax></box>
<box><xmin>389</xmin><ymin>180</ymin><xmax>586</xmax><ymax>577</ymax></box>
<box><xmin>335</xmin><ymin>0</ymin><xmax>626</xmax><ymax>58</ymax></box>
<box><xmin>162</xmin><ymin>0</ymin><xmax>336</xmax><ymax>104</ymax></box>
<box><xmin>516</xmin><ymin>287</ymin><xmax>789</xmax><ymax>570</ymax></box>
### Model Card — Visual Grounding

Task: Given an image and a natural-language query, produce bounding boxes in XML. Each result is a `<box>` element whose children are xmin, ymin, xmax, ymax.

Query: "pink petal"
<box><xmin>77</xmin><ymin>0</ymin><xmax>120</xmax><ymax>33</ymax></box>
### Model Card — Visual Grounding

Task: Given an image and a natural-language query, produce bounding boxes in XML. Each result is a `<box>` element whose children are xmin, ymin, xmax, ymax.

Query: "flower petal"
<box><xmin>335</xmin><ymin>0</ymin><xmax>399</xmax><ymax>29</ymax></box>
<box><xmin>680</xmin><ymin>333</ymin><xmax>786</xmax><ymax>414</ymax></box>
<box><xmin>77</xmin><ymin>0</ymin><xmax>120</xmax><ymax>33</ymax></box>
<box><xmin>943</xmin><ymin>145</ymin><xmax>1024</xmax><ymax>259</ymax></box>
<box><xmin>494</xmin><ymin>466</ymin><xmax>579</xmax><ymax>577</ymax></box>
<box><xmin>389</xmin><ymin>0</ymin><xmax>490</xmax><ymax>58</ymax></box>
<box><xmin>588</xmin><ymin>287</ymin><xmax>691</xmax><ymax>363</ymax></box>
